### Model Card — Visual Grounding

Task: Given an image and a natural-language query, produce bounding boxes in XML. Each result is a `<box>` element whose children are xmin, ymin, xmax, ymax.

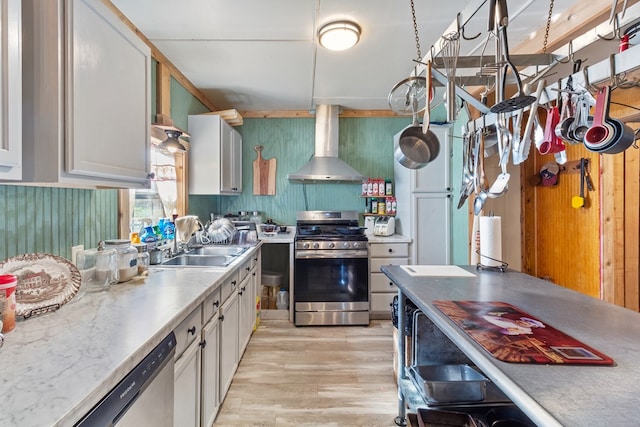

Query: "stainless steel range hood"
<box><xmin>287</xmin><ymin>105</ymin><xmax>366</xmax><ymax>182</ymax></box>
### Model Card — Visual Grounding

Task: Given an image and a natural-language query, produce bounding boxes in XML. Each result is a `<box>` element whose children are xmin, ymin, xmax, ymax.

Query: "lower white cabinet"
<box><xmin>172</xmin><ymin>248</ymin><xmax>260</xmax><ymax>426</ymax></box>
<box><xmin>369</xmin><ymin>242</ymin><xmax>409</xmax><ymax>319</ymax></box>
<box><xmin>201</xmin><ymin>312</ymin><xmax>220</xmax><ymax>427</ymax></box>
<box><xmin>174</xmin><ymin>338</ymin><xmax>202</xmax><ymax>427</ymax></box>
<box><xmin>219</xmin><ymin>290</ymin><xmax>239</xmax><ymax>398</ymax></box>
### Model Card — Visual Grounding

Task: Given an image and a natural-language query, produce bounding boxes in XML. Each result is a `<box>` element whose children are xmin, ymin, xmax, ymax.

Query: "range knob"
<box><xmin>353</xmin><ymin>242</ymin><xmax>361</xmax><ymax>248</ymax></box>
<box><xmin>343</xmin><ymin>241</ymin><xmax>350</xmax><ymax>249</ymax></box>
<box><xmin>328</xmin><ymin>242</ymin><xmax>335</xmax><ymax>249</ymax></box>
<box><xmin>313</xmin><ymin>242</ymin><xmax>320</xmax><ymax>249</ymax></box>
<box><xmin>303</xmin><ymin>242</ymin><xmax>310</xmax><ymax>249</ymax></box>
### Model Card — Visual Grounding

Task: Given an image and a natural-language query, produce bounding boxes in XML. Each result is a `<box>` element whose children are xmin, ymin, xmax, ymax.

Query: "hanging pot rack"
<box><xmin>407</xmin><ymin>0</ymin><xmax>640</xmax><ymax>134</ymax></box>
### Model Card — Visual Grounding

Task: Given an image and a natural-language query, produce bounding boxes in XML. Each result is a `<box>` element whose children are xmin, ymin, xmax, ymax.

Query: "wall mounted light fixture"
<box><xmin>159</xmin><ymin>129</ymin><xmax>187</xmax><ymax>153</ymax></box>
<box><xmin>318</xmin><ymin>21</ymin><xmax>361</xmax><ymax>51</ymax></box>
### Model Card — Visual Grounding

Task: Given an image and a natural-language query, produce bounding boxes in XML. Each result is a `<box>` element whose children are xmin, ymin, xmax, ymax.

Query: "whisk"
<box><xmin>440</xmin><ymin>32</ymin><xmax>460</xmax><ymax>122</ymax></box>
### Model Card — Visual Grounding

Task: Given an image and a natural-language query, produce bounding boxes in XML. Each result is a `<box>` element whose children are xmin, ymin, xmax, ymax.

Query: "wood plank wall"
<box><xmin>0</xmin><ymin>186</ymin><xmax>118</xmax><ymax>261</ymax></box>
<box><xmin>522</xmin><ymin>86</ymin><xmax>640</xmax><ymax>312</ymax></box>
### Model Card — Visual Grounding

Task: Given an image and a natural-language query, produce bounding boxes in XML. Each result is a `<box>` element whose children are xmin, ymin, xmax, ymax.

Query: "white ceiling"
<box><xmin>111</xmin><ymin>0</ymin><xmax>594</xmax><ymax>111</ymax></box>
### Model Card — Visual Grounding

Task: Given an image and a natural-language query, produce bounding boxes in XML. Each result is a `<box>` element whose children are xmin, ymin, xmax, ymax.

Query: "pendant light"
<box><xmin>318</xmin><ymin>21</ymin><xmax>361</xmax><ymax>51</ymax></box>
<box><xmin>159</xmin><ymin>129</ymin><xmax>186</xmax><ymax>153</ymax></box>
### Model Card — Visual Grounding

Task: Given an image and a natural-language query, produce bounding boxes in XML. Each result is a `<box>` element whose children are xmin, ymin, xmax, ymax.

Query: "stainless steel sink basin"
<box><xmin>160</xmin><ymin>254</ymin><xmax>236</xmax><ymax>267</ymax></box>
<box><xmin>189</xmin><ymin>246</ymin><xmax>249</xmax><ymax>257</ymax></box>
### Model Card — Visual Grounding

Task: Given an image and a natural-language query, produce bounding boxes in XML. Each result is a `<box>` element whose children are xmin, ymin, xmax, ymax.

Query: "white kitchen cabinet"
<box><xmin>238</xmin><ymin>272</ymin><xmax>254</xmax><ymax>356</ymax></box>
<box><xmin>21</xmin><ymin>0</ymin><xmax>151</xmax><ymax>188</ymax></box>
<box><xmin>394</xmin><ymin>124</ymin><xmax>452</xmax><ymax>265</ymax></box>
<box><xmin>188</xmin><ymin>115</ymin><xmax>243</xmax><ymax>195</ymax></box>
<box><xmin>174</xmin><ymin>337</ymin><xmax>202</xmax><ymax>427</ymax></box>
<box><xmin>173</xmin><ymin>306</ymin><xmax>202</xmax><ymax>426</ymax></box>
<box><xmin>369</xmin><ymin>242</ymin><xmax>409</xmax><ymax>319</ymax></box>
<box><xmin>201</xmin><ymin>312</ymin><xmax>220</xmax><ymax>427</ymax></box>
<box><xmin>0</xmin><ymin>0</ymin><xmax>22</xmax><ymax>180</ymax></box>
<box><xmin>219</xmin><ymin>289</ymin><xmax>239</xmax><ymax>398</ymax></box>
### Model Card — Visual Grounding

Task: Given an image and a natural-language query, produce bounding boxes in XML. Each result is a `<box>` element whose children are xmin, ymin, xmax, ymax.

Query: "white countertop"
<box><xmin>0</xmin><ymin>245</ymin><xmax>261</xmax><ymax>427</ymax></box>
<box><xmin>258</xmin><ymin>226</ymin><xmax>296</xmax><ymax>243</ymax></box>
<box><xmin>366</xmin><ymin>233</ymin><xmax>412</xmax><ymax>243</ymax></box>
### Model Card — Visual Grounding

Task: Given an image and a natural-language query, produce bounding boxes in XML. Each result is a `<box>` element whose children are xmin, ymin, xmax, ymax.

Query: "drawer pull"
<box><xmin>219</xmin><ymin>314</ymin><xmax>225</xmax><ymax>322</ymax></box>
<box><xmin>252</xmin><ymin>272</ymin><xmax>256</xmax><ymax>276</ymax></box>
<box><xmin>187</xmin><ymin>326</ymin><xmax>196</xmax><ymax>335</ymax></box>
<box><xmin>232</xmin><ymin>280</ymin><xmax>237</xmax><ymax>286</ymax></box>
<box><xmin>389</xmin><ymin>282</ymin><xmax>394</xmax><ymax>287</ymax></box>
<box><xmin>246</xmin><ymin>266</ymin><xmax>250</xmax><ymax>271</ymax></box>
<box><xmin>199</xmin><ymin>340</ymin><xmax>206</xmax><ymax>349</ymax></box>
<box><xmin>388</xmin><ymin>248</ymin><xmax>393</xmax><ymax>253</ymax></box>
<box><xmin>213</xmin><ymin>300</ymin><xmax>220</xmax><ymax>308</ymax></box>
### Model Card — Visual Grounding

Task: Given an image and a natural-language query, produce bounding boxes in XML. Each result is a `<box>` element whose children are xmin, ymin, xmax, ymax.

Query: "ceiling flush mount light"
<box><xmin>160</xmin><ymin>129</ymin><xmax>186</xmax><ymax>153</ymax></box>
<box><xmin>318</xmin><ymin>21</ymin><xmax>361</xmax><ymax>51</ymax></box>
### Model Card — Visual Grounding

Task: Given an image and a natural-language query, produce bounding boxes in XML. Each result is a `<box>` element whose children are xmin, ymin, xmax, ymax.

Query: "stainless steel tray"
<box><xmin>409</xmin><ymin>364</ymin><xmax>488</xmax><ymax>404</ymax></box>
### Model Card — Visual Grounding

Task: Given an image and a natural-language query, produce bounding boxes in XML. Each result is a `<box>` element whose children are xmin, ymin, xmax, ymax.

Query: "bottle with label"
<box><xmin>362</xmin><ymin>179</ymin><xmax>368</xmax><ymax>196</ymax></box>
<box><xmin>370</xmin><ymin>198</ymin><xmax>377</xmax><ymax>214</ymax></box>
<box><xmin>277</xmin><ymin>288</ymin><xmax>289</xmax><ymax>310</ymax></box>
<box><xmin>385</xmin><ymin>179</ymin><xmax>393</xmax><ymax>195</ymax></box>
<box><xmin>391</xmin><ymin>197</ymin><xmax>397</xmax><ymax>214</ymax></box>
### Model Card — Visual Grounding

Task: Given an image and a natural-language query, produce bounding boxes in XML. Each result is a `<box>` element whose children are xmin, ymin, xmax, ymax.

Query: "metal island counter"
<box><xmin>381</xmin><ymin>264</ymin><xmax>640</xmax><ymax>427</ymax></box>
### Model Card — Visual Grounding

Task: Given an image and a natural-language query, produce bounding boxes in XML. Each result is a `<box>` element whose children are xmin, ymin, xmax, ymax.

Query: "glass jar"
<box><xmin>0</xmin><ymin>274</ymin><xmax>17</xmax><ymax>333</ymax></box>
<box><xmin>76</xmin><ymin>244</ymin><xmax>118</xmax><ymax>292</ymax></box>
<box><xmin>104</xmin><ymin>239</ymin><xmax>138</xmax><ymax>283</ymax></box>
<box><xmin>134</xmin><ymin>244</ymin><xmax>150</xmax><ymax>276</ymax></box>
<box><xmin>250</xmin><ymin>211</ymin><xmax>263</xmax><ymax>224</ymax></box>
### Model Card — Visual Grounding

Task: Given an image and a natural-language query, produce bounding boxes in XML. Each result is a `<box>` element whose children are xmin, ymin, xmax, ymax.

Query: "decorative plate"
<box><xmin>0</xmin><ymin>253</ymin><xmax>82</xmax><ymax>318</ymax></box>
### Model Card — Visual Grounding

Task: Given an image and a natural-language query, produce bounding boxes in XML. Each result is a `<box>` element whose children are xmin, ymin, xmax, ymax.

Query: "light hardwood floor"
<box><xmin>215</xmin><ymin>319</ymin><xmax>400</xmax><ymax>427</ymax></box>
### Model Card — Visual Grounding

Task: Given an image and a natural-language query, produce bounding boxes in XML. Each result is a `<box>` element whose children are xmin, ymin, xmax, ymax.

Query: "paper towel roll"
<box><xmin>470</xmin><ymin>215</ymin><xmax>480</xmax><ymax>265</ymax></box>
<box><xmin>479</xmin><ymin>216</ymin><xmax>502</xmax><ymax>267</ymax></box>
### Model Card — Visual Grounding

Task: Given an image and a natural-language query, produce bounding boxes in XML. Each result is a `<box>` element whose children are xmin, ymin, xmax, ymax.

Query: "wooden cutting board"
<box><xmin>253</xmin><ymin>145</ymin><xmax>276</xmax><ymax>195</ymax></box>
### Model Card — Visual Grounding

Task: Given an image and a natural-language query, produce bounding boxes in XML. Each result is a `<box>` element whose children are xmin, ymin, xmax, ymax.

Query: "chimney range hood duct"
<box><xmin>287</xmin><ymin>105</ymin><xmax>366</xmax><ymax>182</ymax></box>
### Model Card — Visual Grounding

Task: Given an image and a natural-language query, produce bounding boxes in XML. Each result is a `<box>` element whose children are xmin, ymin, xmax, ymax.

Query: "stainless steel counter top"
<box><xmin>382</xmin><ymin>265</ymin><xmax>640</xmax><ymax>427</ymax></box>
<box><xmin>0</xmin><ymin>244</ymin><xmax>261</xmax><ymax>427</ymax></box>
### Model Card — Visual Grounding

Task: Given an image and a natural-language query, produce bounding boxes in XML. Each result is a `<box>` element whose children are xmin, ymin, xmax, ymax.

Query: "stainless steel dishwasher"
<box><xmin>75</xmin><ymin>332</ymin><xmax>176</xmax><ymax>426</ymax></box>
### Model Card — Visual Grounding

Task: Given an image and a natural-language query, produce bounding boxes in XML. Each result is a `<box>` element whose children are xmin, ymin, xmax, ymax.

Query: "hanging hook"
<box><xmin>457</xmin><ymin>12</ymin><xmax>480</xmax><ymax>41</ymax></box>
<box><xmin>582</xmin><ymin>66</ymin><xmax>602</xmax><ymax>93</ymax></box>
<box><xmin>609</xmin><ymin>54</ymin><xmax>640</xmax><ymax>89</ymax></box>
<box><xmin>598</xmin><ymin>14</ymin><xmax>623</xmax><ymax>41</ymax></box>
<box><xmin>558</xmin><ymin>40</ymin><xmax>588</xmax><ymax>70</ymax></box>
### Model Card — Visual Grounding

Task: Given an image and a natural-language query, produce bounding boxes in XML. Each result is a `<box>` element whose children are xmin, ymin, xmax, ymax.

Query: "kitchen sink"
<box><xmin>160</xmin><ymin>254</ymin><xmax>236</xmax><ymax>268</ymax></box>
<box><xmin>188</xmin><ymin>246</ymin><xmax>249</xmax><ymax>257</ymax></box>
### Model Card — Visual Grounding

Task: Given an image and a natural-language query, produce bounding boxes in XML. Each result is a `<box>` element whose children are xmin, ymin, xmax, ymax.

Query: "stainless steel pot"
<box><xmin>395</xmin><ymin>118</ymin><xmax>440</xmax><ymax>169</ymax></box>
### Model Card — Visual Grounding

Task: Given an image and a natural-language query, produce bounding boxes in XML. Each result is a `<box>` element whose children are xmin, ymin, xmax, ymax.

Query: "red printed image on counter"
<box><xmin>433</xmin><ymin>300</ymin><xmax>615</xmax><ymax>365</ymax></box>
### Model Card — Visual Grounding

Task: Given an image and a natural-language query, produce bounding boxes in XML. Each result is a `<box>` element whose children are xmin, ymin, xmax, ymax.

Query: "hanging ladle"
<box><xmin>489</xmin><ymin>0</ymin><xmax>536</xmax><ymax>114</ymax></box>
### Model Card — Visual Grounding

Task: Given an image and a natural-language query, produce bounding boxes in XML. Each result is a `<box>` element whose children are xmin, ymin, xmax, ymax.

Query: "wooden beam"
<box><xmin>514</xmin><ymin>0</ymin><xmax>640</xmax><ymax>55</ymax></box>
<box><xmin>102</xmin><ymin>0</ymin><xmax>217</xmax><ymax>112</ymax></box>
<box><xmin>240</xmin><ymin>109</ymin><xmax>408</xmax><ymax>119</ymax></box>
<box><xmin>157</xmin><ymin>63</ymin><xmax>172</xmax><ymax>118</ymax></box>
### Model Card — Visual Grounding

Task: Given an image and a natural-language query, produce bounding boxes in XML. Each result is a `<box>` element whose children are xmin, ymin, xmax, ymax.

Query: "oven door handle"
<box><xmin>295</xmin><ymin>250</ymin><xmax>368</xmax><ymax>259</ymax></box>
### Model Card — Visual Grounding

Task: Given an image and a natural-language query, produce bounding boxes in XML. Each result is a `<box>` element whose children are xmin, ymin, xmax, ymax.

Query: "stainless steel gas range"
<box><xmin>293</xmin><ymin>210</ymin><xmax>369</xmax><ymax>326</ymax></box>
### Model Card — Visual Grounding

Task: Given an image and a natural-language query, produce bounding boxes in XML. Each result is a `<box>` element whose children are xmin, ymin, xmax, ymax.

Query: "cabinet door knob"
<box><xmin>252</xmin><ymin>272</ymin><xmax>256</xmax><ymax>276</ymax></box>
<box><xmin>246</xmin><ymin>266</ymin><xmax>250</xmax><ymax>271</ymax></box>
<box><xmin>220</xmin><ymin>314</ymin><xmax>225</xmax><ymax>322</ymax></box>
<box><xmin>187</xmin><ymin>326</ymin><xmax>196</xmax><ymax>335</ymax></box>
<box><xmin>213</xmin><ymin>300</ymin><xmax>220</xmax><ymax>308</ymax></box>
<box><xmin>389</xmin><ymin>282</ymin><xmax>394</xmax><ymax>287</ymax></box>
<box><xmin>232</xmin><ymin>280</ymin><xmax>237</xmax><ymax>286</ymax></box>
<box><xmin>388</xmin><ymin>248</ymin><xmax>393</xmax><ymax>253</ymax></box>
<box><xmin>199</xmin><ymin>340</ymin><xmax>207</xmax><ymax>349</ymax></box>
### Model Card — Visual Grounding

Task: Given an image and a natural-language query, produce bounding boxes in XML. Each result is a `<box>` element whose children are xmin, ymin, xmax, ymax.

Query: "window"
<box><xmin>129</xmin><ymin>145</ymin><xmax>178</xmax><ymax>234</ymax></box>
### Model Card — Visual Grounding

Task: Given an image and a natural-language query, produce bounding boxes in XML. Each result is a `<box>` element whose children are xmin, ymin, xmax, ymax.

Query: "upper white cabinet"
<box><xmin>188</xmin><ymin>114</ymin><xmax>243</xmax><ymax>195</ymax></box>
<box><xmin>21</xmin><ymin>0</ymin><xmax>151</xmax><ymax>188</ymax></box>
<box><xmin>0</xmin><ymin>0</ymin><xmax>22</xmax><ymax>180</ymax></box>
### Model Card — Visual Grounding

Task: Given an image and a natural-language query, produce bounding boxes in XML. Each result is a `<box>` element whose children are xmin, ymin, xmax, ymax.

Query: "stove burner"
<box><xmin>335</xmin><ymin>226</ymin><xmax>365</xmax><ymax>236</ymax></box>
<box><xmin>297</xmin><ymin>226</ymin><xmax>322</xmax><ymax>236</ymax></box>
